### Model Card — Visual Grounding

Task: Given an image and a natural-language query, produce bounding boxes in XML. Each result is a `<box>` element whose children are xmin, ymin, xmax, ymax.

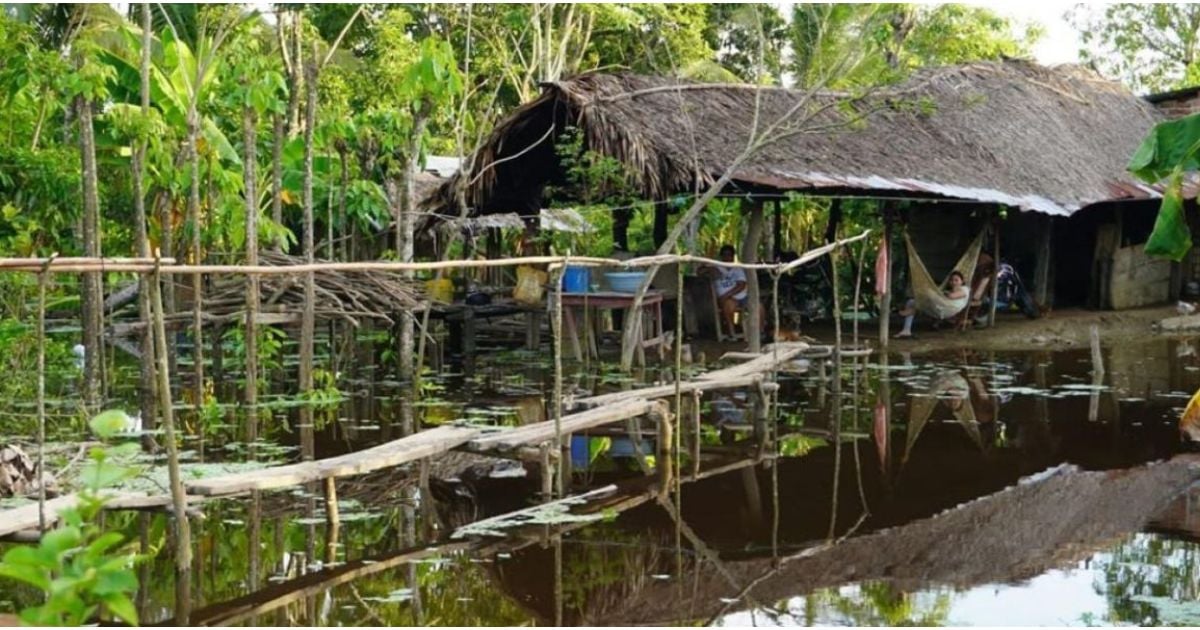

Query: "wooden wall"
<box><xmin>1109</xmin><ymin>244</ymin><xmax>1172</xmax><ymax>309</ymax></box>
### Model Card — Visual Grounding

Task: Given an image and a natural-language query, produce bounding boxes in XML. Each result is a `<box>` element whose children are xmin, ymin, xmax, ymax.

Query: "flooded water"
<box><xmin>5</xmin><ymin>334</ymin><xmax>1200</xmax><ymax>626</ymax></box>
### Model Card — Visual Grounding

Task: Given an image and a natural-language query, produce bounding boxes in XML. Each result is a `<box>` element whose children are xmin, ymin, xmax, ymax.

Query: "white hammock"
<box><xmin>904</xmin><ymin>229</ymin><xmax>986</xmax><ymax>320</ymax></box>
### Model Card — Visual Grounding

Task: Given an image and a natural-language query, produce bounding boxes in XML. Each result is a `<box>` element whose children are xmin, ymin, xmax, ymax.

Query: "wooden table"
<box><xmin>430</xmin><ymin>299</ymin><xmax>542</xmax><ymax>368</ymax></box>
<box><xmin>559</xmin><ymin>290</ymin><xmax>666</xmax><ymax>365</ymax></box>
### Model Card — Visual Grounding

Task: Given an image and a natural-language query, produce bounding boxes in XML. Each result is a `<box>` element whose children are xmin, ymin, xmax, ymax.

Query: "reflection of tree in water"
<box><xmin>343</xmin><ymin>554</ymin><xmax>535</xmax><ymax>626</ymax></box>
<box><xmin>787</xmin><ymin>582</ymin><xmax>953</xmax><ymax>626</ymax></box>
<box><xmin>558</xmin><ymin>524</ymin><xmax>671</xmax><ymax>622</ymax></box>
<box><xmin>488</xmin><ymin>520</ymin><xmax>679</xmax><ymax>625</ymax></box>
<box><xmin>1093</xmin><ymin>533</ymin><xmax>1200</xmax><ymax>625</ymax></box>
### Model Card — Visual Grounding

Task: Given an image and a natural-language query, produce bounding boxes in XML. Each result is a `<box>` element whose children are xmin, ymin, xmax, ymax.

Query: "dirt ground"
<box><xmin>790</xmin><ymin>304</ymin><xmax>1187</xmax><ymax>354</ymax></box>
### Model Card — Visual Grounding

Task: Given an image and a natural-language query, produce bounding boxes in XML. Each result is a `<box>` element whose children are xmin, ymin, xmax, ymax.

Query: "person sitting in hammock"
<box><xmin>895</xmin><ymin>270</ymin><xmax>968</xmax><ymax>338</ymax></box>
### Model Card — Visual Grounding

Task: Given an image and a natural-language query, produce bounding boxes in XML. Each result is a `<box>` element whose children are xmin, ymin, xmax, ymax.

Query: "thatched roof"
<box><xmin>427</xmin><ymin>60</ymin><xmax>1177</xmax><ymax>218</ymax></box>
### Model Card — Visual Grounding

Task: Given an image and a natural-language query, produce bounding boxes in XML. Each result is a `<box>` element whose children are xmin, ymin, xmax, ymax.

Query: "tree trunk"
<box><xmin>325</xmin><ymin>149</ymin><xmax>335</xmax><ymax>260</ymax></box>
<box><xmin>186</xmin><ymin>104</ymin><xmax>205</xmax><ymax>426</ymax></box>
<box><xmin>134</xmin><ymin>3</ymin><xmax>157</xmax><ymax>445</ymax></box>
<box><xmin>77</xmin><ymin>94</ymin><xmax>103</xmax><ymax>413</ymax></box>
<box><xmin>338</xmin><ymin>146</ymin><xmax>349</xmax><ymax>260</ymax></box>
<box><xmin>285</xmin><ymin>13</ymin><xmax>304</xmax><ymax>136</ymax></box>
<box><xmin>396</xmin><ymin>108</ymin><xmax>429</xmax><ymax>383</ymax></box>
<box><xmin>243</xmin><ymin>102</ymin><xmax>259</xmax><ymax>445</ymax></box>
<box><xmin>741</xmin><ymin>201</ymin><xmax>764</xmax><ymax>352</ymax></box>
<box><xmin>271</xmin><ymin>113</ymin><xmax>284</xmax><ymax>252</ymax></box>
<box><xmin>299</xmin><ymin>55</ymin><xmax>317</xmax><ymax>437</ymax></box>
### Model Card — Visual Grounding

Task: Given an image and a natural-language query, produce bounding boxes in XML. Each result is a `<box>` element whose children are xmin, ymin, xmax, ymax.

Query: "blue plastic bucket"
<box><xmin>563</xmin><ymin>266</ymin><xmax>590</xmax><ymax>293</ymax></box>
<box><xmin>571</xmin><ymin>435</ymin><xmax>590</xmax><ymax>470</ymax></box>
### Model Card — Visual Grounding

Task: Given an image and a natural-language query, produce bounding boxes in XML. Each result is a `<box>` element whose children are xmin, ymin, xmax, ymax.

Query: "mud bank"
<box><xmin>794</xmin><ymin>305</ymin><xmax>1184</xmax><ymax>354</ymax></box>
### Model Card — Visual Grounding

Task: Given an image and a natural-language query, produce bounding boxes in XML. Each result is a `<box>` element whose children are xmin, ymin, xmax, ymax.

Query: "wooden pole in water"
<box><xmin>323</xmin><ymin>477</ymin><xmax>339</xmax><ymax>564</ymax></box>
<box><xmin>243</xmin><ymin>85</ymin><xmax>260</xmax><ymax>447</ymax></box>
<box><xmin>880</xmin><ymin>208</ymin><xmax>892</xmax><ymax>348</ymax></box>
<box><xmin>742</xmin><ymin>200</ymin><xmax>765</xmax><ymax>352</ymax></box>
<box><xmin>299</xmin><ymin>50</ymin><xmax>317</xmax><ymax>455</ymax></box>
<box><xmin>552</xmin><ymin>263</ymin><xmax>566</xmax><ymax>497</ymax></box>
<box><xmin>36</xmin><ymin>262</ymin><xmax>50</xmax><ymax>531</ymax></box>
<box><xmin>989</xmin><ymin>210</ymin><xmax>1001</xmax><ymax>327</ymax></box>
<box><xmin>1090</xmin><ymin>325</ymin><xmax>1105</xmax><ymax>377</ymax></box>
<box><xmin>150</xmin><ymin>259</ymin><xmax>192</xmax><ymax>624</ymax></box>
<box><xmin>134</xmin><ymin>3</ymin><xmax>157</xmax><ymax>444</ymax></box>
<box><xmin>852</xmin><ymin>237</ymin><xmax>866</xmax><ymax>348</ymax></box>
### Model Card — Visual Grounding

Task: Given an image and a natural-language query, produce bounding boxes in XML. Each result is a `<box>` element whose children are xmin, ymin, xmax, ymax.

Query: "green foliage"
<box><xmin>1128</xmin><ymin>113</ymin><xmax>1200</xmax><ymax>260</ymax></box>
<box><xmin>791</xmin><ymin>4</ymin><xmax>1038</xmax><ymax>89</ymax></box>
<box><xmin>0</xmin><ymin>411</ymin><xmax>142</xmax><ymax>626</ymax></box>
<box><xmin>1072</xmin><ymin>4</ymin><xmax>1200</xmax><ymax>92</ymax></box>
<box><xmin>704</xmin><ymin>4</ymin><xmax>790</xmax><ymax>82</ymax></box>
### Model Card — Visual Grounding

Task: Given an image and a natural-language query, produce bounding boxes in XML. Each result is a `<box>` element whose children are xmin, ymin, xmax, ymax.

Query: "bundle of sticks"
<box><xmin>185</xmin><ymin>251</ymin><xmax>428</xmax><ymax>328</ymax></box>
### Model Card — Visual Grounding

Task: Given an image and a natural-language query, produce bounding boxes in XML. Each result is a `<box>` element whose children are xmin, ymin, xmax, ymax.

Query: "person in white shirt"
<box><xmin>712</xmin><ymin>244</ymin><xmax>748</xmax><ymax>340</ymax></box>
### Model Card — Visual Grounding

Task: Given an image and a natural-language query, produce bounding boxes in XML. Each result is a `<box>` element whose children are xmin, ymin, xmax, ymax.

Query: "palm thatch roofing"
<box><xmin>425</xmin><ymin>60</ymin><xmax>1179</xmax><ymax>219</ymax></box>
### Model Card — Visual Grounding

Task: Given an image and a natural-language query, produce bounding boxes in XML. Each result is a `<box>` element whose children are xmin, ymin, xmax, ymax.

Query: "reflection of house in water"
<box><xmin>1110</xmin><ymin>341</ymin><xmax>1173</xmax><ymax>400</ymax></box>
<box><xmin>480</xmin><ymin>448</ymin><xmax>1200</xmax><ymax>626</ymax></box>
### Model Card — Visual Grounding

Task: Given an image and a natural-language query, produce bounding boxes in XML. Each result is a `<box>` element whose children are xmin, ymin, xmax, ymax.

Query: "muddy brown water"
<box><xmin>7</xmin><ymin>336</ymin><xmax>1200</xmax><ymax>626</ymax></box>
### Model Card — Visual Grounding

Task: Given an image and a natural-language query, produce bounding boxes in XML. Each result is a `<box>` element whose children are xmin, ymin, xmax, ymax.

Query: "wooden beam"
<box><xmin>185</xmin><ymin>425</ymin><xmax>481</xmax><ymax>496</ymax></box>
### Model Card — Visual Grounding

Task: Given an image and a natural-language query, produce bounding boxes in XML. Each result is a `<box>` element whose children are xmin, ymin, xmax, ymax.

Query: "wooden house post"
<box><xmin>1034</xmin><ymin>215</ymin><xmax>1052</xmax><ymax>307</ymax></box>
<box><xmin>988</xmin><ymin>209</ymin><xmax>1002</xmax><ymax>327</ymax></box>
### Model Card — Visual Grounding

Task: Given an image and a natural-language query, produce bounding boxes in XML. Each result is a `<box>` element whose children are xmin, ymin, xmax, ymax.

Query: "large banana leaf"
<box><xmin>1129</xmin><ymin>113</ymin><xmax>1200</xmax><ymax>261</ymax></box>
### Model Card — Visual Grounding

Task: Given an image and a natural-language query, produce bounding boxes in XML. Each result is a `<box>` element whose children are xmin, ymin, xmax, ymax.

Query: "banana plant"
<box><xmin>1128</xmin><ymin>113</ymin><xmax>1200</xmax><ymax>261</ymax></box>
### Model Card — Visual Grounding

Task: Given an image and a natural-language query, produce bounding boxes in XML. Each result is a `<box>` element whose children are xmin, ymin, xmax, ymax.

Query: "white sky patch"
<box><xmin>976</xmin><ymin>1</ymin><xmax>1083</xmax><ymax>65</ymax></box>
<box><xmin>773</xmin><ymin>1</ymin><xmax>1087</xmax><ymax>67</ymax></box>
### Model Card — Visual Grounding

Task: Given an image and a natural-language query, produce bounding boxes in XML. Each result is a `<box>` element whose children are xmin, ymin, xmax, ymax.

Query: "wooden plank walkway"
<box><xmin>572</xmin><ymin>343</ymin><xmax>808</xmax><ymax>409</ymax></box>
<box><xmin>176</xmin><ymin>452</ymin><xmax>768</xmax><ymax>626</ymax></box>
<box><xmin>467</xmin><ymin>399</ymin><xmax>658</xmax><ymax>454</ymax></box>
<box><xmin>0</xmin><ymin>491</ymin><xmax>157</xmax><ymax>537</ymax></box>
<box><xmin>2</xmin><ymin>346</ymin><xmax>807</xmax><ymax>538</ymax></box>
<box><xmin>186</xmin><ymin>425</ymin><xmax>482</xmax><ymax>497</ymax></box>
<box><xmin>0</xmin><ymin>496</ymin><xmax>79</xmax><ymax>537</ymax></box>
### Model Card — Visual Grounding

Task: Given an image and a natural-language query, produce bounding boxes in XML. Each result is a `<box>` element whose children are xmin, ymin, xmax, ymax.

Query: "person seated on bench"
<box><xmin>896</xmin><ymin>270</ymin><xmax>968</xmax><ymax>338</ymax></box>
<box><xmin>710</xmin><ymin>244</ymin><xmax>748</xmax><ymax>340</ymax></box>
